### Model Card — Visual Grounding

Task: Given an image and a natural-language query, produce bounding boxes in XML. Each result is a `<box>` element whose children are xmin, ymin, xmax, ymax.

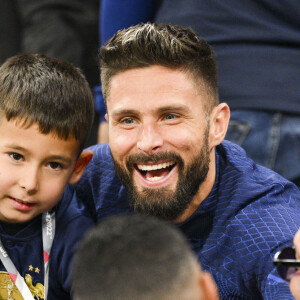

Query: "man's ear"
<box><xmin>209</xmin><ymin>103</ymin><xmax>230</xmax><ymax>149</ymax></box>
<box><xmin>68</xmin><ymin>150</ymin><xmax>93</xmax><ymax>185</ymax></box>
<box><xmin>105</xmin><ymin>113</ymin><xmax>109</xmax><ymax>122</ymax></box>
<box><xmin>199</xmin><ymin>272</ymin><xmax>219</xmax><ymax>300</ymax></box>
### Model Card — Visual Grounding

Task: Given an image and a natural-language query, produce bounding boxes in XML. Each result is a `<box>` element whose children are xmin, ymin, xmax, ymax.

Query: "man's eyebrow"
<box><xmin>157</xmin><ymin>105</ymin><xmax>191</xmax><ymax>114</ymax></box>
<box><xmin>111</xmin><ymin>105</ymin><xmax>191</xmax><ymax>117</ymax></box>
<box><xmin>110</xmin><ymin>109</ymin><xmax>140</xmax><ymax>117</ymax></box>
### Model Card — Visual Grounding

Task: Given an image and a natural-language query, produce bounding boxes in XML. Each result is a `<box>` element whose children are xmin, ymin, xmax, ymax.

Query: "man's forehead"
<box><xmin>109</xmin><ymin>64</ymin><xmax>207</xmax><ymax>92</ymax></box>
<box><xmin>107</xmin><ymin>66</ymin><xmax>205</xmax><ymax>107</ymax></box>
<box><xmin>114</xmin><ymin>64</ymin><xmax>188</xmax><ymax>78</ymax></box>
<box><xmin>111</xmin><ymin>66</ymin><xmax>192</xmax><ymax>91</ymax></box>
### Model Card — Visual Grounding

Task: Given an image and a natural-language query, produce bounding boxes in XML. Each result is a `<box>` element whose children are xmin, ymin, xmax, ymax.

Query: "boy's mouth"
<box><xmin>10</xmin><ymin>196</ymin><xmax>34</xmax><ymax>207</ymax></box>
<box><xmin>135</xmin><ymin>160</ymin><xmax>176</xmax><ymax>182</ymax></box>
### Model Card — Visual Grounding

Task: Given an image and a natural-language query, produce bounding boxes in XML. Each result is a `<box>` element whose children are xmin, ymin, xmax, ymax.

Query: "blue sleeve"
<box><xmin>49</xmin><ymin>214</ymin><xmax>94</xmax><ymax>299</ymax></box>
<box><xmin>93</xmin><ymin>85</ymin><xmax>106</xmax><ymax>122</ymax></box>
<box><xmin>48</xmin><ymin>187</ymin><xmax>96</xmax><ymax>299</ymax></box>
<box><xmin>264</xmin><ymin>268</ymin><xmax>295</xmax><ymax>300</ymax></box>
<box><xmin>242</xmin><ymin>205</ymin><xmax>300</xmax><ymax>299</ymax></box>
<box><xmin>96</xmin><ymin>0</ymin><xmax>158</xmax><ymax>120</ymax></box>
<box><xmin>100</xmin><ymin>0</ymin><xmax>158</xmax><ymax>44</ymax></box>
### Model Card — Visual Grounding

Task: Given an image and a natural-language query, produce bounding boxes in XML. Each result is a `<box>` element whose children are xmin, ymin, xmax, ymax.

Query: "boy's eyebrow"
<box><xmin>46</xmin><ymin>155</ymin><xmax>73</xmax><ymax>164</ymax></box>
<box><xmin>5</xmin><ymin>144</ymin><xmax>73</xmax><ymax>163</ymax></box>
<box><xmin>5</xmin><ymin>144</ymin><xmax>28</xmax><ymax>152</ymax></box>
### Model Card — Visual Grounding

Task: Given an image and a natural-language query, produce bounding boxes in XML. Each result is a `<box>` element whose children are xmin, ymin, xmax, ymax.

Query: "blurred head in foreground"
<box><xmin>72</xmin><ymin>214</ymin><xmax>219</xmax><ymax>300</ymax></box>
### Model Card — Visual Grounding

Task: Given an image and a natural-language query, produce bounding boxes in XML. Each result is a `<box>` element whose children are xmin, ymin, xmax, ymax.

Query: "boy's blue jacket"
<box><xmin>0</xmin><ymin>185</ymin><xmax>95</xmax><ymax>299</ymax></box>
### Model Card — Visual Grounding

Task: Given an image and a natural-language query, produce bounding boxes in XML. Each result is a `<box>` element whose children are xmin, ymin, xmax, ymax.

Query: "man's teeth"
<box><xmin>146</xmin><ymin>176</ymin><xmax>163</xmax><ymax>182</ymax></box>
<box><xmin>137</xmin><ymin>161</ymin><xmax>175</xmax><ymax>171</ymax></box>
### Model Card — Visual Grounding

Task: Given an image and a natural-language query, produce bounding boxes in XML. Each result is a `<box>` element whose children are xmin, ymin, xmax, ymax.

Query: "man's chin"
<box><xmin>129</xmin><ymin>187</ymin><xmax>189</xmax><ymax>221</ymax></box>
<box><xmin>133</xmin><ymin>175</ymin><xmax>177</xmax><ymax>195</ymax></box>
<box><xmin>112</xmin><ymin>146</ymin><xmax>210</xmax><ymax>221</ymax></box>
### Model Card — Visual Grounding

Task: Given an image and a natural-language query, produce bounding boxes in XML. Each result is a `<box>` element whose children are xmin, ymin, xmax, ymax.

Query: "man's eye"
<box><xmin>48</xmin><ymin>162</ymin><xmax>62</xmax><ymax>170</ymax></box>
<box><xmin>9</xmin><ymin>153</ymin><xmax>23</xmax><ymax>161</ymax></box>
<box><xmin>164</xmin><ymin>114</ymin><xmax>176</xmax><ymax>120</ymax></box>
<box><xmin>122</xmin><ymin>118</ymin><xmax>135</xmax><ymax>124</ymax></box>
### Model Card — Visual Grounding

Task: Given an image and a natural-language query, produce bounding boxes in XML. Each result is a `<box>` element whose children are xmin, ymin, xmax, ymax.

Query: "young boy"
<box><xmin>0</xmin><ymin>53</ymin><xmax>95</xmax><ymax>299</ymax></box>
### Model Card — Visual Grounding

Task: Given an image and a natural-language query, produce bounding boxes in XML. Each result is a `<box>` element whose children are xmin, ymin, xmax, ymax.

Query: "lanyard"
<box><xmin>0</xmin><ymin>210</ymin><xmax>55</xmax><ymax>300</ymax></box>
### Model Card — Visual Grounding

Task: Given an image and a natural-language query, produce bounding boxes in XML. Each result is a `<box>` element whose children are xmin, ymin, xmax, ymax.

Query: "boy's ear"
<box><xmin>105</xmin><ymin>113</ymin><xmax>108</xmax><ymax>122</ymax></box>
<box><xmin>199</xmin><ymin>272</ymin><xmax>219</xmax><ymax>300</ymax></box>
<box><xmin>68</xmin><ymin>150</ymin><xmax>93</xmax><ymax>185</ymax></box>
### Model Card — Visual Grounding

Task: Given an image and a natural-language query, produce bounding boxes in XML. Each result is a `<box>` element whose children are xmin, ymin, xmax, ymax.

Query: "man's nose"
<box><xmin>137</xmin><ymin>123</ymin><xmax>163</xmax><ymax>155</ymax></box>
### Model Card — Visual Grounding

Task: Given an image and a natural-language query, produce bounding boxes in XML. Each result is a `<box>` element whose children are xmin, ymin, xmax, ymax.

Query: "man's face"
<box><xmin>107</xmin><ymin>66</ymin><xmax>213</xmax><ymax>221</ymax></box>
<box><xmin>0</xmin><ymin>118</ymin><xmax>81</xmax><ymax>223</ymax></box>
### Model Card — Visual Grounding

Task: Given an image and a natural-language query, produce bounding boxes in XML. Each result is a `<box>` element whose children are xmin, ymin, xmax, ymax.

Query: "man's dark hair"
<box><xmin>72</xmin><ymin>214</ymin><xmax>201</xmax><ymax>300</ymax></box>
<box><xmin>0</xmin><ymin>53</ymin><xmax>94</xmax><ymax>150</ymax></box>
<box><xmin>100</xmin><ymin>23</ymin><xmax>218</xmax><ymax>112</ymax></box>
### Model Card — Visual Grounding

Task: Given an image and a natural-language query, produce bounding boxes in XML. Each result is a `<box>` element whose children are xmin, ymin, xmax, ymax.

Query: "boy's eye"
<box><xmin>48</xmin><ymin>162</ymin><xmax>62</xmax><ymax>170</ymax></box>
<box><xmin>9</xmin><ymin>153</ymin><xmax>23</xmax><ymax>161</ymax></box>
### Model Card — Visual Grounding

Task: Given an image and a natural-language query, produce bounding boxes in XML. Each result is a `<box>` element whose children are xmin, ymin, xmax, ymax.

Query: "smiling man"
<box><xmin>107</xmin><ymin>65</ymin><xmax>222</xmax><ymax>223</ymax></box>
<box><xmin>75</xmin><ymin>23</ymin><xmax>300</xmax><ymax>299</ymax></box>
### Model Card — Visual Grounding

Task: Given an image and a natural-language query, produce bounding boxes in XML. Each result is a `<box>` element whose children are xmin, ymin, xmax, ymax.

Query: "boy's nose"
<box><xmin>19</xmin><ymin>167</ymin><xmax>39</xmax><ymax>193</ymax></box>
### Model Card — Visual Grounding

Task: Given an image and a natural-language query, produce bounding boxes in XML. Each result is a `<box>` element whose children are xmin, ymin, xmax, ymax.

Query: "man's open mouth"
<box><xmin>135</xmin><ymin>161</ymin><xmax>176</xmax><ymax>182</ymax></box>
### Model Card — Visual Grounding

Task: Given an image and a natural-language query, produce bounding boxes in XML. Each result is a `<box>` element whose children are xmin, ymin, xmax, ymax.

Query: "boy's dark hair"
<box><xmin>100</xmin><ymin>23</ymin><xmax>219</xmax><ymax>112</ymax></box>
<box><xmin>0</xmin><ymin>53</ymin><xmax>94</xmax><ymax>150</ymax></box>
<box><xmin>72</xmin><ymin>214</ymin><xmax>201</xmax><ymax>300</ymax></box>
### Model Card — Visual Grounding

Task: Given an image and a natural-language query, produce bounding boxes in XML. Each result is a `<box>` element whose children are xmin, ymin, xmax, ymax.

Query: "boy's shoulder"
<box><xmin>86</xmin><ymin>143</ymin><xmax>114</xmax><ymax>168</ymax></box>
<box><xmin>48</xmin><ymin>184</ymin><xmax>95</xmax><ymax>298</ymax></box>
<box><xmin>75</xmin><ymin>143</ymin><xmax>130</xmax><ymax>220</ymax></box>
<box><xmin>55</xmin><ymin>184</ymin><xmax>95</xmax><ymax>226</ymax></box>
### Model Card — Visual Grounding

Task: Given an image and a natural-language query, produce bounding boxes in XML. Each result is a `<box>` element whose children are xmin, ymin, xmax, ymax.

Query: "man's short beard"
<box><xmin>112</xmin><ymin>128</ymin><xmax>210</xmax><ymax>221</ymax></box>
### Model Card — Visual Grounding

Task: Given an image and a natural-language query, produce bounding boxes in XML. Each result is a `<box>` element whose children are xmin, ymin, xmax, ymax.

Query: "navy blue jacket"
<box><xmin>76</xmin><ymin>141</ymin><xmax>300</xmax><ymax>299</ymax></box>
<box><xmin>0</xmin><ymin>185</ymin><xmax>95</xmax><ymax>299</ymax></box>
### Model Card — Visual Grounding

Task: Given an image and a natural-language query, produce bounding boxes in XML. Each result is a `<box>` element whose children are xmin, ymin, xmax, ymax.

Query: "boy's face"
<box><xmin>0</xmin><ymin>118</ymin><xmax>87</xmax><ymax>223</ymax></box>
